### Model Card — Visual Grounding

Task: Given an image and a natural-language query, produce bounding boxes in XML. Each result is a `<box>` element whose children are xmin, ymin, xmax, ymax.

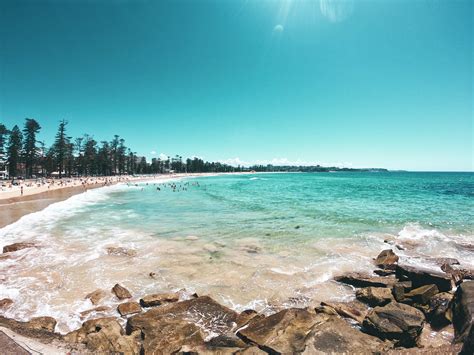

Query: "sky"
<box><xmin>0</xmin><ymin>0</ymin><xmax>472</xmax><ymax>171</ymax></box>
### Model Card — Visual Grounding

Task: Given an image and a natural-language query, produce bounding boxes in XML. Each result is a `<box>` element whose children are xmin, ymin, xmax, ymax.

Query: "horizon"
<box><xmin>1</xmin><ymin>0</ymin><xmax>472</xmax><ymax>172</ymax></box>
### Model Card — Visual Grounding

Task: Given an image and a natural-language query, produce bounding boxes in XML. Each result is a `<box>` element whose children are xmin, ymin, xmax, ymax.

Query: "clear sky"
<box><xmin>0</xmin><ymin>0</ymin><xmax>472</xmax><ymax>171</ymax></box>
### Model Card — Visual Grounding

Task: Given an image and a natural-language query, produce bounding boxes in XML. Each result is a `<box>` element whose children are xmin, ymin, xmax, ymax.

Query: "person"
<box><xmin>20</xmin><ymin>185</ymin><xmax>24</xmax><ymax>196</ymax></box>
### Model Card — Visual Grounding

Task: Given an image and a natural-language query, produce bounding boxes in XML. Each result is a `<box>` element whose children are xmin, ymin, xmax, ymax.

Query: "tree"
<box><xmin>0</xmin><ymin>123</ymin><xmax>8</xmax><ymax>155</ymax></box>
<box><xmin>53</xmin><ymin>120</ymin><xmax>69</xmax><ymax>177</ymax></box>
<box><xmin>7</xmin><ymin>125</ymin><xmax>23</xmax><ymax>177</ymax></box>
<box><xmin>22</xmin><ymin>118</ymin><xmax>41</xmax><ymax>178</ymax></box>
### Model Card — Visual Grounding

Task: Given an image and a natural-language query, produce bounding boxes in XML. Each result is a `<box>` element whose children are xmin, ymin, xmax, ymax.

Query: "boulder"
<box><xmin>85</xmin><ymin>289</ymin><xmax>107</xmax><ymax>305</ymax></box>
<box><xmin>396</xmin><ymin>264</ymin><xmax>453</xmax><ymax>292</ymax></box>
<box><xmin>375</xmin><ymin>249</ymin><xmax>399</xmax><ymax>270</ymax></box>
<box><xmin>106</xmin><ymin>246</ymin><xmax>137</xmax><ymax>257</ymax></box>
<box><xmin>118</xmin><ymin>302</ymin><xmax>142</xmax><ymax>316</ymax></box>
<box><xmin>112</xmin><ymin>283</ymin><xmax>132</xmax><ymax>300</ymax></box>
<box><xmin>404</xmin><ymin>284</ymin><xmax>440</xmax><ymax>305</ymax></box>
<box><xmin>392</xmin><ymin>281</ymin><xmax>413</xmax><ymax>302</ymax></box>
<box><xmin>318</xmin><ymin>300</ymin><xmax>369</xmax><ymax>324</ymax></box>
<box><xmin>139</xmin><ymin>292</ymin><xmax>179</xmax><ymax>307</ymax></box>
<box><xmin>428</xmin><ymin>292</ymin><xmax>453</xmax><ymax>328</ymax></box>
<box><xmin>303</xmin><ymin>316</ymin><xmax>393</xmax><ymax>354</ymax></box>
<box><xmin>452</xmin><ymin>280</ymin><xmax>474</xmax><ymax>346</ymax></box>
<box><xmin>334</xmin><ymin>272</ymin><xmax>397</xmax><ymax>288</ymax></box>
<box><xmin>0</xmin><ymin>316</ymin><xmax>61</xmax><ymax>342</ymax></box>
<box><xmin>236</xmin><ymin>309</ymin><xmax>263</xmax><ymax>328</ymax></box>
<box><xmin>24</xmin><ymin>316</ymin><xmax>57</xmax><ymax>332</ymax></box>
<box><xmin>2</xmin><ymin>242</ymin><xmax>35</xmax><ymax>253</ymax></box>
<box><xmin>127</xmin><ymin>296</ymin><xmax>239</xmax><ymax>339</ymax></box>
<box><xmin>356</xmin><ymin>287</ymin><xmax>394</xmax><ymax>307</ymax></box>
<box><xmin>0</xmin><ymin>298</ymin><xmax>13</xmax><ymax>309</ymax></box>
<box><xmin>64</xmin><ymin>317</ymin><xmax>141</xmax><ymax>354</ymax></box>
<box><xmin>363</xmin><ymin>302</ymin><xmax>425</xmax><ymax>347</ymax></box>
<box><xmin>237</xmin><ymin>308</ymin><xmax>327</xmax><ymax>354</ymax></box>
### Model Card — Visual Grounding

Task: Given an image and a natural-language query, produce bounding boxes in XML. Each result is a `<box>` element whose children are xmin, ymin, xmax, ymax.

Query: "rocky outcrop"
<box><xmin>64</xmin><ymin>317</ymin><xmax>141</xmax><ymax>354</ymax></box>
<box><xmin>118</xmin><ymin>302</ymin><xmax>142</xmax><ymax>316</ymax></box>
<box><xmin>404</xmin><ymin>284</ymin><xmax>439</xmax><ymax>305</ymax></box>
<box><xmin>0</xmin><ymin>316</ymin><xmax>61</xmax><ymax>342</ymax></box>
<box><xmin>334</xmin><ymin>272</ymin><xmax>396</xmax><ymax>288</ymax></box>
<box><xmin>356</xmin><ymin>286</ymin><xmax>394</xmax><ymax>307</ymax></box>
<box><xmin>452</xmin><ymin>280</ymin><xmax>474</xmax><ymax>350</ymax></box>
<box><xmin>237</xmin><ymin>308</ymin><xmax>326</xmax><ymax>354</ymax></box>
<box><xmin>26</xmin><ymin>317</ymin><xmax>57</xmax><ymax>332</ymax></box>
<box><xmin>303</xmin><ymin>316</ymin><xmax>393</xmax><ymax>354</ymax></box>
<box><xmin>112</xmin><ymin>283</ymin><xmax>132</xmax><ymax>300</ymax></box>
<box><xmin>139</xmin><ymin>292</ymin><xmax>179</xmax><ymax>307</ymax></box>
<box><xmin>363</xmin><ymin>302</ymin><xmax>425</xmax><ymax>347</ymax></box>
<box><xmin>0</xmin><ymin>298</ymin><xmax>13</xmax><ymax>309</ymax></box>
<box><xmin>375</xmin><ymin>249</ymin><xmax>399</xmax><ymax>270</ymax></box>
<box><xmin>2</xmin><ymin>242</ymin><xmax>35</xmax><ymax>253</ymax></box>
<box><xmin>317</xmin><ymin>300</ymin><xmax>368</xmax><ymax>324</ymax></box>
<box><xmin>396</xmin><ymin>264</ymin><xmax>453</xmax><ymax>292</ymax></box>
<box><xmin>85</xmin><ymin>289</ymin><xmax>107</xmax><ymax>305</ymax></box>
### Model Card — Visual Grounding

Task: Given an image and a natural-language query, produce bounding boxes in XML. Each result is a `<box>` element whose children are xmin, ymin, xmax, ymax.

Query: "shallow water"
<box><xmin>0</xmin><ymin>172</ymin><xmax>473</xmax><ymax>333</ymax></box>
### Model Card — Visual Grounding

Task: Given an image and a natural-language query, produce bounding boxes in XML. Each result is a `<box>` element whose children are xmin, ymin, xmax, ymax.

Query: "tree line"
<box><xmin>0</xmin><ymin>119</ymin><xmax>241</xmax><ymax>179</ymax></box>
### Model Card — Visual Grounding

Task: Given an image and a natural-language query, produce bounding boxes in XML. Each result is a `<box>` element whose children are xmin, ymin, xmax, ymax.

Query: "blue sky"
<box><xmin>0</xmin><ymin>0</ymin><xmax>472</xmax><ymax>171</ymax></box>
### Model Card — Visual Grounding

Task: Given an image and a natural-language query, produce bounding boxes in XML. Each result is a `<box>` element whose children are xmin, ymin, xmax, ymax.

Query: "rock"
<box><xmin>112</xmin><ymin>283</ymin><xmax>132</xmax><ymax>300</ymax></box>
<box><xmin>118</xmin><ymin>302</ymin><xmax>142</xmax><ymax>316</ymax></box>
<box><xmin>428</xmin><ymin>292</ymin><xmax>453</xmax><ymax>328</ymax></box>
<box><xmin>139</xmin><ymin>292</ymin><xmax>179</xmax><ymax>307</ymax></box>
<box><xmin>106</xmin><ymin>246</ymin><xmax>137</xmax><ymax>257</ymax></box>
<box><xmin>2</xmin><ymin>242</ymin><xmax>35</xmax><ymax>253</ymax></box>
<box><xmin>0</xmin><ymin>316</ymin><xmax>62</xmax><ymax>342</ymax></box>
<box><xmin>64</xmin><ymin>317</ymin><xmax>141</xmax><ymax>354</ymax></box>
<box><xmin>0</xmin><ymin>298</ymin><xmax>13</xmax><ymax>309</ymax></box>
<box><xmin>452</xmin><ymin>280</ymin><xmax>474</xmax><ymax>346</ymax></box>
<box><xmin>356</xmin><ymin>287</ymin><xmax>394</xmax><ymax>307</ymax></box>
<box><xmin>441</xmin><ymin>263</ymin><xmax>470</xmax><ymax>285</ymax></box>
<box><xmin>236</xmin><ymin>309</ymin><xmax>263</xmax><ymax>328</ymax></box>
<box><xmin>363</xmin><ymin>302</ymin><xmax>425</xmax><ymax>347</ymax></box>
<box><xmin>404</xmin><ymin>284</ymin><xmax>440</xmax><ymax>305</ymax></box>
<box><xmin>431</xmin><ymin>257</ymin><xmax>460</xmax><ymax>266</ymax></box>
<box><xmin>128</xmin><ymin>296</ymin><xmax>239</xmax><ymax>339</ymax></box>
<box><xmin>85</xmin><ymin>289</ymin><xmax>107</xmax><ymax>305</ymax></box>
<box><xmin>375</xmin><ymin>249</ymin><xmax>399</xmax><ymax>270</ymax></box>
<box><xmin>386</xmin><ymin>343</ymin><xmax>462</xmax><ymax>354</ymax></box>
<box><xmin>396</xmin><ymin>264</ymin><xmax>453</xmax><ymax>292</ymax></box>
<box><xmin>237</xmin><ymin>308</ymin><xmax>327</xmax><ymax>354</ymax></box>
<box><xmin>25</xmin><ymin>316</ymin><xmax>57</xmax><ymax>332</ymax></box>
<box><xmin>207</xmin><ymin>333</ymin><xmax>249</xmax><ymax>348</ymax></box>
<box><xmin>375</xmin><ymin>269</ymin><xmax>396</xmax><ymax>276</ymax></box>
<box><xmin>303</xmin><ymin>316</ymin><xmax>393</xmax><ymax>354</ymax></box>
<box><xmin>79</xmin><ymin>306</ymin><xmax>110</xmax><ymax>318</ymax></box>
<box><xmin>334</xmin><ymin>272</ymin><xmax>396</xmax><ymax>288</ymax></box>
<box><xmin>392</xmin><ymin>281</ymin><xmax>413</xmax><ymax>302</ymax></box>
<box><xmin>318</xmin><ymin>300</ymin><xmax>369</xmax><ymax>324</ymax></box>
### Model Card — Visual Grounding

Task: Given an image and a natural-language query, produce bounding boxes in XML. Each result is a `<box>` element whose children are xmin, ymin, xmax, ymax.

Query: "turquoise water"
<box><xmin>1</xmin><ymin>171</ymin><xmax>473</xmax><ymax>332</ymax></box>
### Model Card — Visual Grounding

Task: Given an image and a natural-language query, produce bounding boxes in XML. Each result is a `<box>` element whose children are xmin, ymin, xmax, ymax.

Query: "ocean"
<box><xmin>0</xmin><ymin>171</ymin><xmax>473</xmax><ymax>333</ymax></box>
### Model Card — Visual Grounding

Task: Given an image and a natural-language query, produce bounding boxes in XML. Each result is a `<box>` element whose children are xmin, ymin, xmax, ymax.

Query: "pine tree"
<box><xmin>53</xmin><ymin>120</ymin><xmax>68</xmax><ymax>178</ymax></box>
<box><xmin>7</xmin><ymin>125</ymin><xmax>23</xmax><ymax>177</ymax></box>
<box><xmin>22</xmin><ymin>118</ymin><xmax>41</xmax><ymax>178</ymax></box>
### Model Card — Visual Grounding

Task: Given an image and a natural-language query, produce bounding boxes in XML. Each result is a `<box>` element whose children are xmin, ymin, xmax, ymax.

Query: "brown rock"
<box><xmin>374</xmin><ymin>269</ymin><xmax>396</xmax><ymax>276</ymax></box>
<box><xmin>375</xmin><ymin>249</ymin><xmax>399</xmax><ymax>270</ymax></box>
<box><xmin>85</xmin><ymin>289</ymin><xmax>107</xmax><ymax>305</ymax></box>
<box><xmin>237</xmin><ymin>308</ymin><xmax>326</xmax><ymax>354</ymax></box>
<box><xmin>0</xmin><ymin>316</ymin><xmax>61</xmax><ymax>342</ymax></box>
<box><xmin>363</xmin><ymin>302</ymin><xmax>425</xmax><ymax>347</ymax></box>
<box><xmin>236</xmin><ymin>309</ymin><xmax>262</xmax><ymax>328</ymax></box>
<box><xmin>64</xmin><ymin>317</ymin><xmax>140</xmax><ymax>354</ymax></box>
<box><xmin>79</xmin><ymin>306</ymin><xmax>110</xmax><ymax>318</ymax></box>
<box><xmin>396</xmin><ymin>264</ymin><xmax>453</xmax><ymax>292</ymax></box>
<box><xmin>452</xmin><ymin>280</ymin><xmax>474</xmax><ymax>350</ymax></box>
<box><xmin>139</xmin><ymin>292</ymin><xmax>179</xmax><ymax>307</ymax></box>
<box><xmin>404</xmin><ymin>284</ymin><xmax>440</xmax><ymax>305</ymax></box>
<box><xmin>392</xmin><ymin>281</ymin><xmax>413</xmax><ymax>302</ymax></box>
<box><xmin>334</xmin><ymin>272</ymin><xmax>397</xmax><ymax>288</ymax></box>
<box><xmin>112</xmin><ymin>283</ymin><xmax>132</xmax><ymax>300</ymax></box>
<box><xmin>303</xmin><ymin>316</ymin><xmax>393</xmax><ymax>354</ymax></box>
<box><xmin>428</xmin><ymin>292</ymin><xmax>453</xmax><ymax>328</ymax></box>
<box><xmin>106</xmin><ymin>246</ymin><xmax>137</xmax><ymax>257</ymax></box>
<box><xmin>431</xmin><ymin>257</ymin><xmax>460</xmax><ymax>266</ymax></box>
<box><xmin>318</xmin><ymin>300</ymin><xmax>369</xmax><ymax>324</ymax></box>
<box><xmin>25</xmin><ymin>316</ymin><xmax>57</xmax><ymax>332</ymax></box>
<box><xmin>3</xmin><ymin>242</ymin><xmax>35</xmax><ymax>253</ymax></box>
<box><xmin>0</xmin><ymin>298</ymin><xmax>13</xmax><ymax>309</ymax></box>
<box><xmin>356</xmin><ymin>286</ymin><xmax>394</xmax><ymax>307</ymax></box>
<box><xmin>118</xmin><ymin>302</ymin><xmax>141</xmax><ymax>316</ymax></box>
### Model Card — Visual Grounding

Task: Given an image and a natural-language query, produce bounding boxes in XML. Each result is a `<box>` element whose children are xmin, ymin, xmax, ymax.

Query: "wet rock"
<box><xmin>236</xmin><ymin>309</ymin><xmax>263</xmax><ymax>328</ymax></box>
<box><xmin>375</xmin><ymin>269</ymin><xmax>396</xmax><ymax>276</ymax></box>
<box><xmin>404</xmin><ymin>284</ymin><xmax>440</xmax><ymax>305</ymax></box>
<box><xmin>128</xmin><ymin>296</ymin><xmax>239</xmax><ymax>339</ymax></box>
<box><xmin>441</xmin><ymin>263</ymin><xmax>471</xmax><ymax>285</ymax></box>
<box><xmin>112</xmin><ymin>283</ymin><xmax>132</xmax><ymax>300</ymax></box>
<box><xmin>25</xmin><ymin>316</ymin><xmax>57</xmax><ymax>332</ymax></box>
<box><xmin>0</xmin><ymin>316</ymin><xmax>62</xmax><ymax>342</ymax></box>
<box><xmin>356</xmin><ymin>286</ymin><xmax>394</xmax><ymax>307</ymax></box>
<box><xmin>396</xmin><ymin>264</ymin><xmax>453</xmax><ymax>292</ymax></box>
<box><xmin>118</xmin><ymin>302</ymin><xmax>142</xmax><ymax>316</ymax></box>
<box><xmin>452</xmin><ymin>280</ymin><xmax>474</xmax><ymax>347</ymax></box>
<box><xmin>363</xmin><ymin>302</ymin><xmax>425</xmax><ymax>347</ymax></box>
<box><xmin>0</xmin><ymin>298</ymin><xmax>13</xmax><ymax>309</ymax></box>
<box><xmin>375</xmin><ymin>249</ymin><xmax>399</xmax><ymax>270</ymax></box>
<box><xmin>140</xmin><ymin>292</ymin><xmax>179</xmax><ymax>307</ymax></box>
<box><xmin>428</xmin><ymin>292</ymin><xmax>453</xmax><ymax>328</ymax></box>
<box><xmin>392</xmin><ymin>281</ymin><xmax>413</xmax><ymax>302</ymax></box>
<box><xmin>79</xmin><ymin>306</ymin><xmax>110</xmax><ymax>318</ymax></box>
<box><xmin>431</xmin><ymin>257</ymin><xmax>460</xmax><ymax>266</ymax></box>
<box><xmin>334</xmin><ymin>272</ymin><xmax>397</xmax><ymax>288</ymax></box>
<box><xmin>318</xmin><ymin>300</ymin><xmax>369</xmax><ymax>324</ymax></box>
<box><xmin>237</xmin><ymin>308</ymin><xmax>327</xmax><ymax>354</ymax></box>
<box><xmin>85</xmin><ymin>289</ymin><xmax>107</xmax><ymax>305</ymax></box>
<box><xmin>303</xmin><ymin>316</ymin><xmax>393</xmax><ymax>354</ymax></box>
<box><xmin>106</xmin><ymin>246</ymin><xmax>137</xmax><ymax>257</ymax></box>
<box><xmin>64</xmin><ymin>317</ymin><xmax>141</xmax><ymax>354</ymax></box>
<box><xmin>2</xmin><ymin>242</ymin><xmax>35</xmax><ymax>253</ymax></box>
